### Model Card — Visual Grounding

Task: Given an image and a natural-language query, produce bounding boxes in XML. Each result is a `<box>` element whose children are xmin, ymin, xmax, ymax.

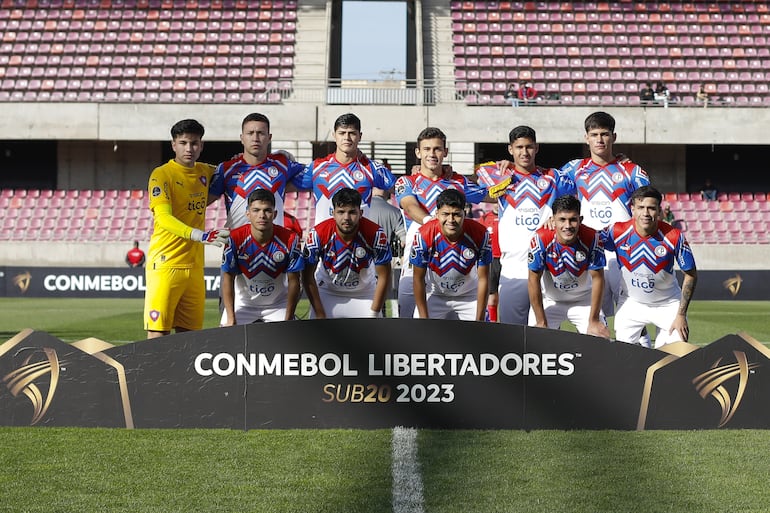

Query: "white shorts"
<box><xmin>602</xmin><ymin>252</ymin><xmax>622</xmax><ymax>317</ymax></box>
<box><xmin>498</xmin><ymin>275</ymin><xmax>530</xmax><ymax>325</ymax></box>
<box><xmin>414</xmin><ymin>294</ymin><xmax>477</xmax><ymax>321</ymax></box>
<box><xmin>312</xmin><ymin>289</ymin><xmax>374</xmax><ymax>319</ymax></box>
<box><xmin>613</xmin><ymin>296</ymin><xmax>684</xmax><ymax>348</ymax></box>
<box><xmin>528</xmin><ymin>296</ymin><xmax>606</xmax><ymax>335</ymax></box>
<box><xmin>221</xmin><ymin>304</ymin><xmax>288</xmax><ymax>325</ymax></box>
<box><xmin>397</xmin><ymin>271</ymin><xmax>415</xmax><ymax>319</ymax></box>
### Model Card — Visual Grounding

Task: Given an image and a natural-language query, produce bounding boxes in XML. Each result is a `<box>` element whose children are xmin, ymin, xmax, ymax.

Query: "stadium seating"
<box><xmin>451</xmin><ymin>1</ymin><xmax>770</xmax><ymax>106</ymax></box>
<box><xmin>663</xmin><ymin>192</ymin><xmax>769</xmax><ymax>244</ymax></box>
<box><xmin>4</xmin><ymin>188</ymin><xmax>765</xmax><ymax>245</ymax></box>
<box><xmin>0</xmin><ymin>1</ymin><xmax>296</xmax><ymax>103</ymax></box>
<box><xmin>0</xmin><ymin>188</ymin><xmax>315</xmax><ymax>242</ymax></box>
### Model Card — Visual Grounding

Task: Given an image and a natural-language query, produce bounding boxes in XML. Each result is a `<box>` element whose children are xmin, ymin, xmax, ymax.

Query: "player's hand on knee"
<box><xmin>192</xmin><ymin>228</ymin><xmax>230</xmax><ymax>247</ymax></box>
<box><xmin>588</xmin><ymin>321</ymin><xmax>610</xmax><ymax>339</ymax></box>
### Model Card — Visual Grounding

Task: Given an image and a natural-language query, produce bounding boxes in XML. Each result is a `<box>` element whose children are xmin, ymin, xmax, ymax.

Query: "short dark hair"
<box><xmin>435</xmin><ymin>188</ymin><xmax>466</xmax><ymax>211</ymax></box>
<box><xmin>171</xmin><ymin>119</ymin><xmax>204</xmax><ymax>139</ymax></box>
<box><xmin>551</xmin><ymin>195</ymin><xmax>581</xmax><ymax>215</ymax></box>
<box><xmin>508</xmin><ymin>125</ymin><xmax>536</xmax><ymax>143</ymax></box>
<box><xmin>584</xmin><ymin>111</ymin><xmax>615</xmax><ymax>133</ymax></box>
<box><xmin>242</xmin><ymin>112</ymin><xmax>270</xmax><ymax>132</ymax></box>
<box><xmin>334</xmin><ymin>113</ymin><xmax>361</xmax><ymax>132</ymax></box>
<box><xmin>630</xmin><ymin>185</ymin><xmax>662</xmax><ymax>206</ymax></box>
<box><xmin>417</xmin><ymin>127</ymin><xmax>447</xmax><ymax>146</ymax></box>
<box><xmin>247</xmin><ymin>188</ymin><xmax>276</xmax><ymax>207</ymax></box>
<box><xmin>331</xmin><ymin>188</ymin><xmax>362</xmax><ymax>209</ymax></box>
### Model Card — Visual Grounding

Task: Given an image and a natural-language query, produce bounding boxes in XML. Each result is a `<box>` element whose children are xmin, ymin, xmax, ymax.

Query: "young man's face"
<box><xmin>241</xmin><ymin>121</ymin><xmax>272</xmax><ymax>161</ymax></box>
<box><xmin>246</xmin><ymin>199</ymin><xmax>276</xmax><ymax>232</ymax></box>
<box><xmin>631</xmin><ymin>196</ymin><xmax>661</xmax><ymax>234</ymax></box>
<box><xmin>552</xmin><ymin>209</ymin><xmax>581</xmax><ymax>245</ymax></box>
<box><xmin>171</xmin><ymin>133</ymin><xmax>204</xmax><ymax>167</ymax></box>
<box><xmin>436</xmin><ymin>204</ymin><xmax>465</xmax><ymax>240</ymax></box>
<box><xmin>333</xmin><ymin>204</ymin><xmax>362</xmax><ymax>236</ymax></box>
<box><xmin>585</xmin><ymin>127</ymin><xmax>616</xmax><ymax>160</ymax></box>
<box><xmin>507</xmin><ymin>137</ymin><xmax>538</xmax><ymax>172</ymax></box>
<box><xmin>415</xmin><ymin>137</ymin><xmax>447</xmax><ymax>175</ymax></box>
<box><xmin>334</xmin><ymin>125</ymin><xmax>361</xmax><ymax>156</ymax></box>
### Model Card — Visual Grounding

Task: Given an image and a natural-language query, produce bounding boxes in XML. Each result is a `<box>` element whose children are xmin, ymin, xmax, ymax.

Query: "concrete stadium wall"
<box><xmin>2</xmin><ymin>103</ymin><xmax>767</xmax><ymax>145</ymax></box>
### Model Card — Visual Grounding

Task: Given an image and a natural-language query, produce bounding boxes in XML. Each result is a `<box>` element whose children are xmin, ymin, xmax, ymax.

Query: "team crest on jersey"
<box><xmin>655</xmin><ymin>245</ymin><xmax>667</xmax><ymax>257</ymax></box>
<box><xmin>151</xmin><ymin>186</ymin><xmax>161</xmax><ymax>197</ymax></box>
<box><xmin>527</xmin><ymin>250</ymin><xmax>535</xmax><ymax>263</ymax></box>
<box><xmin>353</xmin><ymin>170</ymin><xmax>365</xmax><ymax>181</ymax></box>
<box><xmin>462</xmin><ymin>248</ymin><xmax>475</xmax><ymax>260</ymax></box>
<box><xmin>355</xmin><ymin>247</ymin><xmax>367</xmax><ymax>259</ymax></box>
<box><xmin>149</xmin><ymin>310</ymin><xmax>161</xmax><ymax>322</ymax></box>
<box><xmin>395</xmin><ymin>181</ymin><xmax>406</xmax><ymax>196</ymax></box>
<box><xmin>537</xmin><ymin>178</ymin><xmax>549</xmax><ymax>189</ymax></box>
<box><xmin>273</xmin><ymin>250</ymin><xmax>286</xmax><ymax>262</ymax></box>
<box><xmin>268</xmin><ymin>166</ymin><xmax>279</xmax><ymax>177</ymax></box>
<box><xmin>612</xmin><ymin>172</ymin><xmax>624</xmax><ymax>183</ymax></box>
<box><xmin>575</xmin><ymin>250</ymin><xmax>586</xmax><ymax>262</ymax></box>
<box><xmin>199</xmin><ymin>176</ymin><xmax>208</xmax><ymax>186</ymax></box>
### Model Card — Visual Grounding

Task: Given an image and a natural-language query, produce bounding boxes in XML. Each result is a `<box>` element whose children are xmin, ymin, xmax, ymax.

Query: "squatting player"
<box><xmin>475</xmin><ymin>125</ymin><xmax>574</xmax><ymax>325</ymax></box>
<box><xmin>527</xmin><ymin>195</ymin><xmax>610</xmax><ymax>338</ymax></box>
<box><xmin>144</xmin><ymin>119</ymin><xmax>229</xmax><ymax>338</ymax></box>
<box><xmin>559</xmin><ymin>111</ymin><xmax>650</xmax><ymax>319</ymax></box>
<box><xmin>302</xmin><ymin>188</ymin><xmax>392</xmax><ymax>319</ymax></box>
<box><xmin>297</xmin><ymin>113</ymin><xmax>396</xmax><ymax>226</ymax></box>
<box><xmin>601</xmin><ymin>186</ymin><xmax>697</xmax><ymax>348</ymax></box>
<box><xmin>411</xmin><ymin>189</ymin><xmax>493</xmax><ymax>321</ymax></box>
<box><xmin>220</xmin><ymin>189</ymin><xmax>304</xmax><ymax>325</ymax></box>
<box><xmin>395</xmin><ymin>127</ymin><xmax>488</xmax><ymax>318</ymax></box>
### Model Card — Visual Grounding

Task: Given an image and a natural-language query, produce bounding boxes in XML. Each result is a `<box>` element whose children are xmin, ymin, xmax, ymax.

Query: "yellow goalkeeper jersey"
<box><xmin>147</xmin><ymin>159</ymin><xmax>215</xmax><ymax>269</ymax></box>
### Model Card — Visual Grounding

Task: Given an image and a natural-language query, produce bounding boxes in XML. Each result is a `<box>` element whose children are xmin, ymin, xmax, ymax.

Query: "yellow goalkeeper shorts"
<box><xmin>144</xmin><ymin>266</ymin><xmax>205</xmax><ymax>333</ymax></box>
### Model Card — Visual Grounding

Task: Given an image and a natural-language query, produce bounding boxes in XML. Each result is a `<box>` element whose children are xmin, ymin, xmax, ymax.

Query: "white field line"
<box><xmin>391</xmin><ymin>426</ymin><xmax>425</xmax><ymax>513</ymax></box>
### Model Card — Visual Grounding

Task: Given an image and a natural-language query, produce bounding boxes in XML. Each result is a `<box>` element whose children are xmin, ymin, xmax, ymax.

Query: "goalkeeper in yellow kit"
<box><xmin>144</xmin><ymin>119</ymin><xmax>229</xmax><ymax>339</ymax></box>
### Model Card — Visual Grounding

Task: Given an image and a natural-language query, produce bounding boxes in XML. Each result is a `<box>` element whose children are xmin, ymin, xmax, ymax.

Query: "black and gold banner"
<box><xmin>1</xmin><ymin>321</ymin><xmax>768</xmax><ymax>430</ymax></box>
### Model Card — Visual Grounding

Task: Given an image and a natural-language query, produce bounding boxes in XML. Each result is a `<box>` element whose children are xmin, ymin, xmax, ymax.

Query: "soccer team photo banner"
<box><xmin>2</xmin><ymin>320</ymin><xmax>770</xmax><ymax>430</ymax></box>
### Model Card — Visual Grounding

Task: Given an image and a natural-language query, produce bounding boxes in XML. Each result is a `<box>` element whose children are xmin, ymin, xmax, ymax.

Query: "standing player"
<box><xmin>601</xmin><ymin>186</ymin><xmax>697</xmax><ymax>348</ymax></box>
<box><xmin>144</xmin><ymin>119</ymin><xmax>229</xmax><ymax>339</ymax></box>
<box><xmin>302</xmin><ymin>188</ymin><xmax>392</xmax><ymax>319</ymax></box>
<box><xmin>559</xmin><ymin>111</ymin><xmax>650</xmax><ymax>320</ymax></box>
<box><xmin>220</xmin><ymin>189</ymin><xmax>303</xmax><ymax>325</ymax></box>
<box><xmin>208</xmin><ymin>112</ymin><xmax>307</xmax><ymax>230</ymax></box>
<box><xmin>208</xmin><ymin>113</ymin><xmax>307</xmax><ymax>313</ymax></box>
<box><xmin>475</xmin><ymin>125</ymin><xmax>574</xmax><ymax>325</ymax></box>
<box><xmin>527</xmin><ymin>195</ymin><xmax>610</xmax><ymax>338</ymax></box>
<box><xmin>395</xmin><ymin>127</ymin><xmax>488</xmax><ymax>318</ymax></box>
<box><xmin>478</xmin><ymin>203</ymin><xmax>501</xmax><ymax>322</ymax></box>
<box><xmin>411</xmin><ymin>189</ymin><xmax>492</xmax><ymax>321</ymax></box>
<box><xmin>297</xmin><ymin>113</ymin><xmax>396</xmax><ymax>226</ymax></box>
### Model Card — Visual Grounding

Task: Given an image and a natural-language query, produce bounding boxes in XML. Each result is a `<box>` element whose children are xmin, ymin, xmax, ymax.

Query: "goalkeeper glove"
<box><xmin>191</xmin><ymin>228</ymin><xmax>230</xmax><ymax>247</ymax></box>
<box><xmin>487</xmin><ymin>176</ymin><xmax>512</xmax><ymax>199</ymax></box>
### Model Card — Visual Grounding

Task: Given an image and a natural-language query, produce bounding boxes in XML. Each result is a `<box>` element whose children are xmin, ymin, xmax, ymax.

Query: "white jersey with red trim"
<box><xmin>304</xmin><ymin>217</ymin><xmax>392</xmax><ymax>297</ymax></box>
<box><xmin>409</xmin><ymin>219</ymin><xmax>492</xmax><ymax>298</ymax></box>
<box><xmin>298</xmin><ymin>153</ymin><xmax>396</xmax><ymax>226</ymax></box>
<box><xmin>560</xmin><ymin>158</ymin><xmax>650</xmax><ymax>230</ymax></box>
<box><xmin>528</xmin><ymin>225</ymin><xmax>606</xmax><ymax>303</ymax></box>
<box><xmin>476</xmin><ymin>163</ymin><xmax>574</xmax><ymax>278</ymax></box>
<box><xmin>601</xmin><ymin>220</ymin><xmax>696</xmax><ymax>304</ymax></box>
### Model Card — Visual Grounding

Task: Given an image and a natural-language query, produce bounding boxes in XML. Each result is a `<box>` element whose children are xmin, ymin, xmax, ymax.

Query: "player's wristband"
<box><xmin>421</xmin><ymin>215</ymin><xmax>433</xmax><ymax>225</ymax></box>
